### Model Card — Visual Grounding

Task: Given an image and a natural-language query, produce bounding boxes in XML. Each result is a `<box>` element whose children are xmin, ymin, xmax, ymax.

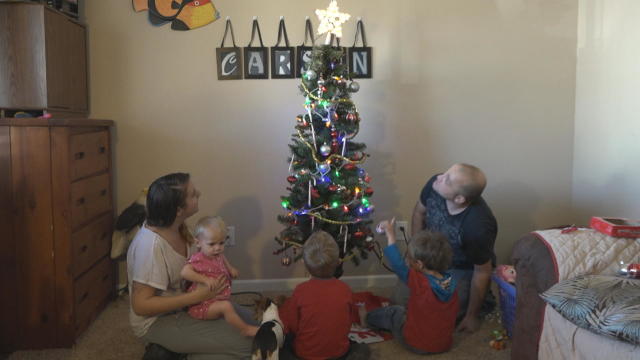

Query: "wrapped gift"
<box><xmin>590</xmin><ymin>217</ymin><xmax>640</xmax><ymax>238</ymax></box>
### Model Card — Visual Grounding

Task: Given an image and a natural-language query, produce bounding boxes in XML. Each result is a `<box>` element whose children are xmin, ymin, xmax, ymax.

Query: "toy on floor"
<box><xmin>252</xmin><ymin>298</ymin><xmax>284</xmax><ymax>360</ymax></box>
<box><xmin>489</xmin><ymin>329</ymin><xmax>508</xmax><ymax>350</ymax></box>
<box><xmin>495</xmin><ymin>264</ymin><xmax>516</xmax><ymax>284</ymax></box>
<box><xmin>619</xmin><ymin>261</ymin><xmax>640</xmax><ymax>279</ymax></box>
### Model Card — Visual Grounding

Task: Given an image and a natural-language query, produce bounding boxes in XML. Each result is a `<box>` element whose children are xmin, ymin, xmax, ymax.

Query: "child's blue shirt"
<box><xmin>384</xmin><ymin>243</ymin><xmax>457</xmax><ymax>302</ymax></box>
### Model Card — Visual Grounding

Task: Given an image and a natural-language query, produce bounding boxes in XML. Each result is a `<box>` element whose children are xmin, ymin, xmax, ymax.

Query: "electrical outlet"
<box><xmin>225</xmin><ymin>226</ymin><xmax>235</xmax><ymax>246</ymax></box>
<box><xmin>395</xmin><ymin>221</ymin><xmax>408</xmax><ymax>239</ymax></box>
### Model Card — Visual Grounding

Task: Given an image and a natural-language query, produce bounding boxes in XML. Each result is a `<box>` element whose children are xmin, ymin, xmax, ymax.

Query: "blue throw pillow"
<box><xmin>540</xmin><ymin>275</ymin><xmax>640</xmax><ymax>345</ymax></box>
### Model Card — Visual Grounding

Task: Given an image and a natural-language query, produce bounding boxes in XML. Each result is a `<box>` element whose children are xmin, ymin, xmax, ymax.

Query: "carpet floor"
<box><xmin>5</xmin><ymin>287</ymin><xmax>511</xmax><ymax>360</ymax></box>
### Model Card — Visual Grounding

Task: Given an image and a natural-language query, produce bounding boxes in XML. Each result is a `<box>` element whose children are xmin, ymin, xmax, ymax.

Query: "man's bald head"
<box><xmin>452</xmin><ymin>163</ymin><xmax>487</xmax><ymax>203</ymax></box>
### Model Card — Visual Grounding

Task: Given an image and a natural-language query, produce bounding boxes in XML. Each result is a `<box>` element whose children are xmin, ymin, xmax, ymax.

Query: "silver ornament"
<box><xmin>348</xmin><ymin>81</ymin><xmax>360</xmax><ymax>93</ymax></box>
<box><xmin>305</xmin><ymin>69</ymin><xmax>317</xmax><ymax>80</ymax></box>
<box><xmin>319</xmin><ymin>144</ymin><xmax>331</xmax><ymax>156</ymax></box>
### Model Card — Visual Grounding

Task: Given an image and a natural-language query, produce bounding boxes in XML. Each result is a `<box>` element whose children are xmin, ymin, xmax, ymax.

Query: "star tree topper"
<box><xmin>316</xmin><ymin>0</ymin><xmax>351</xmax><ymax>44</ymax></box>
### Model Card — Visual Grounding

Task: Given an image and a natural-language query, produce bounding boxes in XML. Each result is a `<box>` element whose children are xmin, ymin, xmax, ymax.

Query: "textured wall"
<box><xmin>85</xmin><ymin>0</ymin><xmax>578</xmax><ymax>279</ymax></box>
<box><xmin>572</xmin><ymin>0</ymin><xmax>640</xmax><ymax>222</ymax></box>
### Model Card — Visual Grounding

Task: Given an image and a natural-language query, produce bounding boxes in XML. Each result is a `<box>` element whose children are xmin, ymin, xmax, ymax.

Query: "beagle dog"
<box><xmin>251</xmin><ymin>298</ymin><xmax>285</xmax><ymax>360</ymax></box>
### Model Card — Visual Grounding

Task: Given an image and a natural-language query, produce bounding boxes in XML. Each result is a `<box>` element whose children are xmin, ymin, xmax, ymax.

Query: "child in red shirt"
<box><xmin>279</xmin><ymin>231</ymin><xmax>355</xmax><ymax>360</ymax></box>
<box><xmin>367</xmin><ymin>219</ymin><xmax>459</xmax><ymax>354</ymax></box>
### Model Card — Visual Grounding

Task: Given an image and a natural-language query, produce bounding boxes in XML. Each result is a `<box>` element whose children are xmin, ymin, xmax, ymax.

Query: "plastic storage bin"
<box><xmin>492</xmin><ymin>274</ymin><xmax>516</xmax><ymax>337</ymax></box>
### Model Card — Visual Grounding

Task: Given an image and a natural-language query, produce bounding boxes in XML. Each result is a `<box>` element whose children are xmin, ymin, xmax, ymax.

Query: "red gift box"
<box><xmin>590</xmin><ymin>217</ymin><xmax>640</xmax><ymax>238</ymax></box>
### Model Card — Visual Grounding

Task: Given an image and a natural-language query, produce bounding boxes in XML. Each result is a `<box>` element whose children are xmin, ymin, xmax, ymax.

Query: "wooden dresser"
<box><xmin>0</xmin><ymin>118</ymin><xmax>115</xmax><ymax>351</ymax></box>
<box><xmin>0</xmin><ymin>2</ymin><xmax>88</xmax><ymax>116</ymax></box>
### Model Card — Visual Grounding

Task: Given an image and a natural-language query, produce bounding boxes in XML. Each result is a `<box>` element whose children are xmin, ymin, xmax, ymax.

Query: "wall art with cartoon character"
<box><xmin>132</xmin><ymin>0</ymin><xmax>220</xmax><ymax>31</ymax></box>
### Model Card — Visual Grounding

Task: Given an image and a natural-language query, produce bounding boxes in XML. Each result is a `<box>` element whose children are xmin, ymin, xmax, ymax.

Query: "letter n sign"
<box><xmin>348</xmin><ymin>47</ymin><xmax>372</xmax><ymax>79</ymax></box>
<box><xmin>216</xmin><ymin>47</ymin><xmax>243</xmax><ymax>80</ymax></box>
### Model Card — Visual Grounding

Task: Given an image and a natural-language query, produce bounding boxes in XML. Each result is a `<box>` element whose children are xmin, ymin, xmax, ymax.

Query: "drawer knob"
<box><xmin>79</xmin><ymin>291</ymin><xmax>89</xmax><ymax>303</ymax></box>
<box><xmin>102</xmin><ymin>274</ymin><xmax>109</xmax><ymax>282</ymax></box>
<box><xmin>100</xmin><ymin>189</ymin><xmax>107</xmax><ymax>196</ymax></box>
<box><xmin>80</xmin><ymin>245</ymin><xmax>88</xmax><ymax>253</ymax></box>
<box><xmin>76</xmin><ymin>197</ymin><xmax>85</xmax><ymax>205</ymax></box>
<box><xmin>99</xmin><ymin>146</ymin><xmax>106</xmax><ymax>154</ymax></box>
<box><xmin>102</xmin><ymin>232</ymin><xmax>108</xmax><ymax>240</ymax></box>
<box><xmin>74</xmin><ymin>151</ymin><xmax>85</xmax><ymax>160</ymax></box>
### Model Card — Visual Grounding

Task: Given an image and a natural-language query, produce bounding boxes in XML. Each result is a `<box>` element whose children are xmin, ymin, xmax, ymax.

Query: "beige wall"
<box><xmin>85</xmin><ymin>0</ymin><xmax>578</xmax><ymax>279</ymax></box>
<box><xmin>572</xmin><ymin>0</ymin><xmax>640</xmax><ymax>221</ymax></box>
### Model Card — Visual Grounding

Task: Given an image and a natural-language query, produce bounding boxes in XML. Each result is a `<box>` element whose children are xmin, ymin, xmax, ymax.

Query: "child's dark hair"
<box><xmin>303</xmin><ymin>231</ymin><xmax>339</xmax><ymax>278</ymax></box>
<box><xmin>409</xmin><ymin>230</ymin><xmax>452</xmax><ymax>272</ymax></box>
<box><xmin>146</xmin><ymin>172</ymin><xmax>190</xmax><ymax>227</ymax></box>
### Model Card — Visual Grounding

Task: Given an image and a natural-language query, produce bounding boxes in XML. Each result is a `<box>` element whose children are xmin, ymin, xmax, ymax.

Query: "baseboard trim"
<box><xmin>233</xmin><ymin>274</ymin><xmax>397</xmax><ymax>293</ymax></box>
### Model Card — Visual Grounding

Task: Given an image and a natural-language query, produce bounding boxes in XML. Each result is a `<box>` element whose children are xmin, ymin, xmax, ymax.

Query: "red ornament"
<box><xmin>344</xmin><ymin>163</ymin><xmax>356</xmax><ymax>170</ymax></box>
<box><xmin>287</xmin><ymin>176</ymin><xmax>297</xmax><ymax>183</ymax></box>
<box><xmin>296</xmin><ymin>116</ymin><xmax>309</xmax><ymax>127</ymax></box>
<box><xmin>364</xmin><ymin>175</ymin><xmax>371</xmax><ymax>183</ymax></box>
<box><xmin>354</xmin><ymin>231</ymin><xmax>365</xmax><ymax>238</ymax></box>
<box><xmin>365</xmin><ymin>188</ymin><xmax>374</xmax><ymax>196</ymax></box>
<box><xmin>311</xmin><ymin>188</ymin><xmax>320</xmax><ymax>198</ymax></box>
<box><xmin>331</xmin><ymin>139</ymin><xmax>339</xmax><ymax>152</ymax></box>
<box><xmin>331</xmin><ymin>131</ymin><xmax>338</xmax><ymax>138</ymax></box>
<box><xmin>342</xmin><ymin>205</ymin><xmax>349</xmax><ymax>213</ymax></box>
<box><xmin>328</xmin><ymin>185</ymin><xmax>338</xmax><ymax>192</ymax></box>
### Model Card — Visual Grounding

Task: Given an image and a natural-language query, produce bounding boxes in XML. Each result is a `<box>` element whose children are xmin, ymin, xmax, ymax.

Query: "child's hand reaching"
<box><xmin>378</xmin><ymin>217</ymin><xmax>396</xmax><ymax>245</ymax></box>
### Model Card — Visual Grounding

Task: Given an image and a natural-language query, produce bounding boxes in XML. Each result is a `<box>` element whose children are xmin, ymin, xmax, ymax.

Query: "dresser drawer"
<box><xmin>71</xmin><ymin>214</ymin><xmax>113</xmax><ymax>278</ymax></box>
<box><xmin>70</xmin><ymin>173</ymin><xmax>111</xmax><ymax>229</ymax></box>
<box><xmin>69</xmin><ymin>131</ymin><xmax>109</xmax><ymax>181</ymax></box>
<box><xmin>74</xmin><ymin>256</ymin><xmax>113</xmax><ymax>335</ymax></box>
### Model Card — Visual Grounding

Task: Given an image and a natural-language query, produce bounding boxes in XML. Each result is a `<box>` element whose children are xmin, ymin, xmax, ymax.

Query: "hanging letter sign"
<box><xmin>243</xmin><ymin>17</ymin><xmax>268</xmax><ymax>79</ymax></box>
<box><xmin>216</xmin><ymin>18</ymin><xmax>243</xmax><ymax>80</ymax></box>
<box><xmin>296</xmin><ymin>17</ymin><xmax>315</xmax><ymax>78</ymax></box>
<box><xmin>271</xmin><ymin>17</ymin><xmax>295</xmax><ymax>79</ymax></box>
<box><xmin>348</xmin><ymin>19</ymin><xmax>372</xmax><ymax>78</ymax></box>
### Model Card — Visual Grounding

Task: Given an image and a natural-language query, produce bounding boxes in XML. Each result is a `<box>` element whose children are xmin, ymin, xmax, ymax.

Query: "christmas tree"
<box><xmin>274</xmin><ymin>42</ymin><xmax>376</xmax><ymax>276</ymax></box>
